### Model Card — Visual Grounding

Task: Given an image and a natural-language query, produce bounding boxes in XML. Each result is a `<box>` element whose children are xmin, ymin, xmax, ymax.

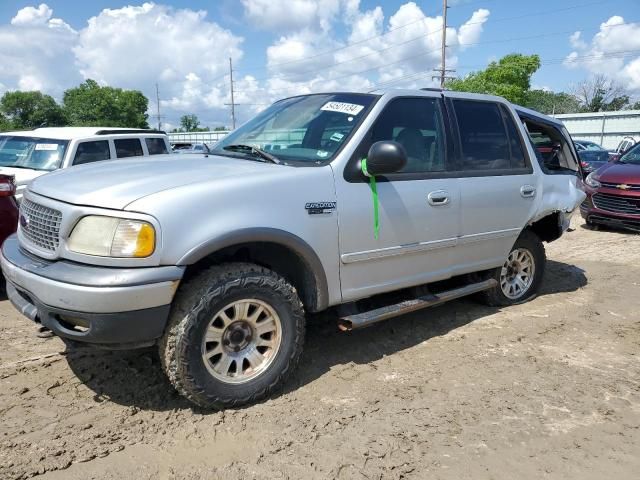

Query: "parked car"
<box><xmin>1</xmin><ymin>90</ymin><xmax>585</xmax><ymax>409</ymax></box>
<box><xmin>0</xmin><ymin>174</ymin><xmax>18</xmax><ymax>288</ymax></box>
<box><xmin>574</xmin><ymin>140</ymin><xmax>610</xmax><ymax>174</ymax></box>
<box><xmin>173</xmin><ymin>143</ymin><xmax>210</xmax><ymax>154</ymax></box>
<box><xmin>581</xmin><ymin>141</ymin><xmax>640</xmax><ymax>232</ymax></box>
<box><xmin>0</xmin><ymin>127</ymin><xmax>170</xmax><ymax>199</ymax></box>
<box><xmin>609</xmin><ymin>135</ymin><xmax>639</xmax><ymax>162</ymax></box>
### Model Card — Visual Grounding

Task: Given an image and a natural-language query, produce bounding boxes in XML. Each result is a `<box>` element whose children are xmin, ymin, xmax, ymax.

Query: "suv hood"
<box><xmin>0</xmin><ymin>166</ymin><xmax>47</xmax><ymax>185</ymax></box>
<box><xmin>596</xmin><ymin>161</ymin><xmax>640</xmax><ymax>184</ymax></box>
<box><xmin>28</xmin><ymin>154</ymin><xmax>280</xmax><ymax>210</ymax></box>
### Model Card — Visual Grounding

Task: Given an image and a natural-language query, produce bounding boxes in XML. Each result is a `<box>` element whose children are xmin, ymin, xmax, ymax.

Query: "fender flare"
<box><xmin>177</xmin><ymin>228</ymin><xmax>330</xmax><ymax>311</ymax></box>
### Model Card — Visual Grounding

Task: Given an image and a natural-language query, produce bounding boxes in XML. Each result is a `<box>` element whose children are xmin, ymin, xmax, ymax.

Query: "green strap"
<box><xmin>360</xmin><ymin>158</ymin><xmax>379</xmax><ymax>239</ymax></box>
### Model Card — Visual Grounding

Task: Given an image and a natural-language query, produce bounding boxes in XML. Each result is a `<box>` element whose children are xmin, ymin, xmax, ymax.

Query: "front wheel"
<box><xmin>160</xmin><ymin>263</ymin><xmax>305</xmax><ymax>409</ymax></box>
<box><xmin>477</xmin><ymin>230</ymin><xmax>546</xmax><ymax>307</ymax></box>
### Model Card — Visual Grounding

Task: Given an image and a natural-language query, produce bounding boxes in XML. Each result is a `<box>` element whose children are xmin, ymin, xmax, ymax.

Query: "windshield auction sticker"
<box><xmin>34</xmin><ymin>144</ymin><xmax>59</xmax><ymax>151</ymax></box>
<box><xmin>321</xmin><ymin>102</ymin><xmax>365</xmax><ymax>115</ymax></box>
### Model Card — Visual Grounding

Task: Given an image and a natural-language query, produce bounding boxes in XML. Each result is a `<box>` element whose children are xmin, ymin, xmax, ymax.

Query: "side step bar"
<box><xmin>338</xmin><ymin>278</ymin><xmax>497</xmax><ymax>331</ymax></box>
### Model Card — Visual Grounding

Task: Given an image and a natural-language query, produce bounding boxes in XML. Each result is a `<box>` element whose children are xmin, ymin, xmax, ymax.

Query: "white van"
<box><xmin>0</xmin><ymin>127</ymin><xmax>170</xmax><ymax>198</ymax></box>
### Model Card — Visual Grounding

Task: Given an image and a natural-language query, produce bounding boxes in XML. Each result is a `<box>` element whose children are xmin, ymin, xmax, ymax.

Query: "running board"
<box><xmin>338</xmin><ymin>279</ymin><xmax>497</xmax><ymax>331</ymax></box>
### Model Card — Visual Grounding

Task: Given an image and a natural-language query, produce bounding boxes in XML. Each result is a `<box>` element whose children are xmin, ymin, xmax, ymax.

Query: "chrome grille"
<box><xmin>592</xmin><ymin>193</ymin><xmax>640</xmax><ymax>216</ymax></box>
<box><xmin>601</xmin><ymin>181</ymin><xmax>640</xmax><ymax>191</ymax></box>
<box><xmin>20</xmin><ymin>199</ymin><xmax>62</xmax><ymax>251</ymax></box>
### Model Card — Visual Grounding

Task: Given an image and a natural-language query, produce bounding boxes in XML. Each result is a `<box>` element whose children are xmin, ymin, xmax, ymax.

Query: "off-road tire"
<box><xmin>477</xmin><ymin>230</ymin><xmax>546</xmax><ymax>307</ymax></box>
<box><xmin>159</xmin><ymin>262</ymin><xmax>305</xmax><ymax>409</ymax></box>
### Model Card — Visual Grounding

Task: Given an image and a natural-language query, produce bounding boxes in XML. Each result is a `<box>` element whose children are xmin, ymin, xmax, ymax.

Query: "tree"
<box><xmin>63</xmin><ymin>79</ymin><xmax>149</xmax><ymax>128</ymax></box>
<box><xmin>572</xmin><ymin>74</ymin><xmax>630</xmax><ymax>112</ymax></box>
<box><xmin>447</xmin><ymin>54</ymin><xmax>541</xmax><ymax>105</ymax></box>
<box><xmin>180</xmin><ymin>114</ymin><xmax>200</xmax><ymax>132</ymax></box>
<box><xmin>0</xmin><ymin>91</ymin><xmax>66</xmax><ymax>130</ymax></box>
<box><xmin>0</xmin><ymin>112</ymin><xmax>9</xmax><ymax>132</ymax></box>
<box><xmin>524</xmin><ymin>90</ymin><xmax>581</xmax><ymax>115</ymax></box>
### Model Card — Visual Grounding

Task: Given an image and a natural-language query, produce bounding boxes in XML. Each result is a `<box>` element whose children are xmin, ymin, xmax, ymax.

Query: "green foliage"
<box><xmin>0</xmin><ymin>112</ymin><xmax>9</xmax><ymax>132</ymax></box>
<box><xmin>447</xmin><ymin>54</ymin><xmax>541</xmax><ymax>105</ymax></box>
<box><xmin>0</xmin><ymin>91</ymin><xmax>66</xmax><ymax>130</ymax></box>
<box><xmin>524</xmin><ymin>90</ymin><xmax>581</xmax><ymax>115</ymax></box>
<box><xmin>180</xmin><ymin>114</ymin><xmax>200</xmax><ymax>132</ymax></box>
<box><xmin>62</xmin><ymin>79</ymin><xmax>149</xmax><ymax>128</ymax></box>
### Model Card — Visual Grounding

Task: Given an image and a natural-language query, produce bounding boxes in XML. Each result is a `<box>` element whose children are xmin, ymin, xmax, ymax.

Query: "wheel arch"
<box><xmin>177</xmin><ymin>228</ymin><xmax>329</xmax><ymax>312</ymax></box>
<box><xmin>525</xmin><ymin>211</ymin><xmax>565</xmax><ymax>243</ymax></box>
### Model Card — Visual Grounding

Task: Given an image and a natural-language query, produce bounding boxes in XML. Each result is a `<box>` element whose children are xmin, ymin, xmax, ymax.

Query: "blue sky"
<box><xmin>0</xmin><ymin>0</ymin><xmax>638</xmax><ymax>128</ymax></box>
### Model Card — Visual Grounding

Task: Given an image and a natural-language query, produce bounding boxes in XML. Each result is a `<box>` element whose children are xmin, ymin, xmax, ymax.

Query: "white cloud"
<box><xmin>11</xmin><ymin>3</ymin><xmax>52</xmax><ymax>26</ymax></box>
<box><xmin>0</xmin><ymin>1</ymin><xmax>492</xmax><ymax>127</ymax></box>
<box><xmin>564</xmin><ymin>16</ymin><xmax>640</xmax><ymax>92</ymax></box>
<box><xmin>262</xmin><ymin>2</ymin><xmax>490</xmax><ymax>97</ymax></box>
<box><xmin>242</xmin><ymin>0</ymin><xmax>341</xmax><ymax>32</ymax></box>
<box><xmin>0</xmin><ymin>4</ymin><xmax>78</xmax><ymax>96</ymax></box>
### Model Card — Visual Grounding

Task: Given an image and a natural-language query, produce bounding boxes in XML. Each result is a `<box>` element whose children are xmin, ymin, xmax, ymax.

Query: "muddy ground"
<box><xmin>0</xmin><ymin>217</ymin><xmax>639</xmax><ymax>480</ymax></box>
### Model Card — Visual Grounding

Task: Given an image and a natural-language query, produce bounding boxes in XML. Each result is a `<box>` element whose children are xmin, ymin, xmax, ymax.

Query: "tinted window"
<box><xmin>145</xmin><ymin>138</ymin><xmax>168</xmax><ymax>155</ymax></box>
<box><xmin>114</xmin><ymin>138</ymin><xmax>144</xmax><ymax>158</ymax></box>
<box><xmin>73</xmin><ymin>140</ymin><xmax>110</xmax><ymax>165</ymax></box>
<box><xmin>500</xmin><ymin>106</ymin><xmax>526</xmax><ymax>168</ymax></box>
<box><xmin>453</xmin><ymin>100</ymin><xmax>511</xmax><ymax>170</ymax></box>
<box><xmin>367</xmin><ymin>97</ymin><xmax>446</xmax><ymax>173</ymax></box>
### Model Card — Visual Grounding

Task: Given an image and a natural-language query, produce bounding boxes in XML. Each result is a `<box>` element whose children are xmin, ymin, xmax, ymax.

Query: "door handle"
<box><xmin>520</xmin><ymin>185</ymin><xmax>536</xmax><ymax>198</ymax></box>
<box><xmin>428</xmin><ymin>190</ymin><xmax>450</xmax><ymax>206</ymax></box>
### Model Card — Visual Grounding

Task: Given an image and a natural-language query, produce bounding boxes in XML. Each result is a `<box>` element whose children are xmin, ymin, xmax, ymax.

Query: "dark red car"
<box><xmin>581</xmin><ymin>142</ymin><xmax>640</xmax><ymax>232</ymax></box>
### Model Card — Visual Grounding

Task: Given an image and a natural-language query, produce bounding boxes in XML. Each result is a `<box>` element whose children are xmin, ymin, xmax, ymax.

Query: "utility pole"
<box><xmin>155</xmin><ymin>82</ymin><xmax>162</xmax><ymax>130</ymax></box>
<box><xmin>229</xmin><ymin>57</ymin><xmax>236</xmax><ymax>130</ymax></box>
<box><xmin>432</xmin><ymin>0</ymin><xmax>455</xmax><ymax>88</ymax></box>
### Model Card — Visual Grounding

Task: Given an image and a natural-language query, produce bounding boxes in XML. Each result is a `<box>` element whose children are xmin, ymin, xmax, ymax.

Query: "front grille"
<box><xmin>601</xmin><ymin>181</ymin><xmax>640</xmax><ymax>191</ymax></box>
<box><xmin>592</xmin><ymin>193</ymin><xmax>640</xmax><ymax>216</ymax></box>
<box><xmin>20</xmin><ymin>199</ymin><xmax>62</xmax><ymax>251</ymax></box>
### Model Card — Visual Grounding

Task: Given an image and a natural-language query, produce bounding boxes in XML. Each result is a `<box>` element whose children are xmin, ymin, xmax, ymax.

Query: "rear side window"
<box><xmin>114</xmin><ymin>138</ymin><xmax>144</xmax><ymax>158</ymax></box>
<box><xmin>145</xmin><ymin>138</ymin><xmax>168</xmax><ymax>155</ymax></box>
<box><xmin>73</xmin><ymin>140</ymin><xmax>110</xmax><ymax>165</ymax></box>
<box><xmin>453</xmin><ymin>100</ymin><xmax>511</xmax><ymax>170</ymax></box>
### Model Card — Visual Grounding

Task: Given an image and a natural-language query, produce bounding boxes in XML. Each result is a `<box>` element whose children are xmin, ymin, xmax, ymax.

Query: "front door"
<box><xmin>334</xmin><ymin>95</ymin><xmax>460</xmax><ymax>301</ymax></box>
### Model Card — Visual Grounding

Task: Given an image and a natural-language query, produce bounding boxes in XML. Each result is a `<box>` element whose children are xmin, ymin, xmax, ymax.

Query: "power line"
<box><xmin>236</xmin><ymin>19</ymin><xmax>637</xmax><ymax>97</ymax></box>
<box><xmin>234</xmin><ymin>0</ymin><xmax>617</xmax><ymax>91</ymax></box>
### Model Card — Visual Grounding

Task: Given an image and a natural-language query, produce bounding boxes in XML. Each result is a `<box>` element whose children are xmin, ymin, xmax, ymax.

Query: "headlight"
<box><xmin>584</xmin><ymin>172</ymin><xmax>601</xmax><ymax>188</ymax></box>
<box><xmin>68</xmin><ymin>216</ymin><xmax>155</xmax><ymax>258</ymax></box>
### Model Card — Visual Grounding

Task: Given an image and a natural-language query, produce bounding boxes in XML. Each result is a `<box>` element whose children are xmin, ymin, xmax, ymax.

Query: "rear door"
<box><xmin>444</xmin><ymin>94</ymin><xmax>537</xmax><ymax>273</ymax></box>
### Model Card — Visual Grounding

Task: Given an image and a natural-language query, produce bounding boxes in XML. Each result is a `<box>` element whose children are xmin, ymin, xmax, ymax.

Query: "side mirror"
<box><xmin>364</xmin><ymin>141</ymin><xmax>408</xmax><ymax>176</ymax></box>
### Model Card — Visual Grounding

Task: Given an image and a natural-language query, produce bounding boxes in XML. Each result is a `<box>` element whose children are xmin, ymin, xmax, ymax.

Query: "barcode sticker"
<box><xmin>321</xmin><ymin>102</ymin><xmax>365</xmax><ymax>115</ymax></box>
<box><xmin>35</xmin><ymin>144</ymin><xmax>59</xmax><ymax>151</ymax></box>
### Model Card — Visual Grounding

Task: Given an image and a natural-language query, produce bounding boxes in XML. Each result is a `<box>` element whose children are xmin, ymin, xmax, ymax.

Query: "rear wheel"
<box><xmin>477</xmin><ymin>230</ymin><xmax>546</xmax><ymax>307</ymax></box>
<box><xmin>160</xmin><ymin>263</ymin><xmax>305</xmax><ymax>409</ymax></box>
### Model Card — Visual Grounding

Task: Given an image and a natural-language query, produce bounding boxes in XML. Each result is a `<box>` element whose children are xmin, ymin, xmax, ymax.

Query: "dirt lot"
<box><xmin>1</xmin><ymin>217</ymin><xmax>639</xmax><ymax>480</ymax></box>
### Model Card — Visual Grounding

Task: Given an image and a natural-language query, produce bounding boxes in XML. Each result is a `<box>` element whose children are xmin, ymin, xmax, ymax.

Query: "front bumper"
<box><xmin>1</xmin><ymin>234</ymin><xmax>184</xmax><ymax>347</ymax></box>
<box><xmin>580</xmin><ymin>191</ymin><xmax>640</xmax><ymax>232</ymax></box>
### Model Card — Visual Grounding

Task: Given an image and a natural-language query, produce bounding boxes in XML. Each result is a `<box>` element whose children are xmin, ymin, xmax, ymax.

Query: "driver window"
<box><xmin>366</xmin><ymin>97</ymin><xmax>446</xmax><ymax>173</ymax></box>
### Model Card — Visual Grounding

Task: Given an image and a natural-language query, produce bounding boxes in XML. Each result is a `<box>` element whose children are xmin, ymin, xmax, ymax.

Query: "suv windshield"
<box><xmin>0</xmin><ymin>136</ymin><xmax>68</xmax><ymax>171</ymax></box>
<box><xmin>211</xmin><ymin>93</ymin><xmax>377</xmax><ymax>164</ymax></box>
<box><xmin>619</xmin><ymin>143</ymin><xmax>640</xmax><ymax>165</ymax></box>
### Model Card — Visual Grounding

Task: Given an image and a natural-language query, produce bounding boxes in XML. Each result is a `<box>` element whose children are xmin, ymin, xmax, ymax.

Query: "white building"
<box><xmin>554</xmin><ymin>110</ymin><xmax>640</xmax><ymax>149</ymax></box>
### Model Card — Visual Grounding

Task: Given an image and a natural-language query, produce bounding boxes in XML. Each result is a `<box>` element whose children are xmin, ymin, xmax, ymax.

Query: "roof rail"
<box><xmin>95</xmin><ymin>129</ymin><xmax>167</xmax><ymax>135</ymax></box>
<box><xmin>420</xmin><ymin>87</ymin><xmax>443</xmax><ymax>92</ymax></box>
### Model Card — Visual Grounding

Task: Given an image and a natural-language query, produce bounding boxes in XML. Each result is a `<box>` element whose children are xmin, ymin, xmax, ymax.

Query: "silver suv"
<box><xmin>1</xmin><ymin>90</ymin><xmax>585</xmax><ymax>408</ymax></box>
<box><xmin>0</xmin><ymin>127</ymin><xmax>170</xmax><ymax>199</ymax></box>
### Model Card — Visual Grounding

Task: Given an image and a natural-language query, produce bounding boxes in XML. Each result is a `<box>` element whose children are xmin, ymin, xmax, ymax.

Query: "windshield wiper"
<box><xmin>222</xmin><ymin>144</ymin><xmax>282</xmax><ymax>164</ymax></box>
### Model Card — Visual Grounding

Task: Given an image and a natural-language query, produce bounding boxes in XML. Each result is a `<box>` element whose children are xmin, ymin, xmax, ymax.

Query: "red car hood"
<box><xmin>596</xmin><ymin>162</ymin><xmax>640</xmax><ymax>184</ymax></box>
